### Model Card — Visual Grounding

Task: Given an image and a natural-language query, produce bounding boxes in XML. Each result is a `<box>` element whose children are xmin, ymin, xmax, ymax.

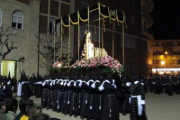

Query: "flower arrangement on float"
<box><xmin>48</xmin><ymin>61</ymin><xmax>63</xmax><ymax>76</ymax></box>
<box><xmin>71</xmin><ymin>56</ymin><xmax>123</xmax><ymax>74</ymax></box>
<box><xmin>53</xmin><ymin>61</ymin><xmax>62</xmax><ymax>68</ymax></box>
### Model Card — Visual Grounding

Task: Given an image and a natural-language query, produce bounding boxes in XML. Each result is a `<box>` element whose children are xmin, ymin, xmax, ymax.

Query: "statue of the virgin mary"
<box><xmin>82</xmin><ymin>30</ymin><xmax>108</xmax><ymax>60</ymax></box>
<box><xmin>70</xmin><ymin>30</ymin><xmax>108</xmax><ymax>65</ymax></box>
<box><xmin>82</xmin><ymin>31</ymin><xmax>94</xmax><ymax>59</ymax></box>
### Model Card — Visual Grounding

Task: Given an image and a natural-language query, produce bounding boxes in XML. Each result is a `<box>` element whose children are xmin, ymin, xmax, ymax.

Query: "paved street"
<box><xmin>17</xmin><ymin>93</ymin><xmax>180</xmax><ymax>120</ymax></box>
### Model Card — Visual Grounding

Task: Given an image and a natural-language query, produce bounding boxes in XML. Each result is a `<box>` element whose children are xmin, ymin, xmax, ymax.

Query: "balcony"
<box><xmin>152</xmin><ymin>46</ymin><xmax>163</xmax><ymax>52</ymax></box>
<box><xmin>173</xmin><ymin>51</ymin><xmax>180</xmax><ymax>59</ymax></box>
<box><xmin>142</xmin><ymin>0</ymin><xmax>154</xmax><ymax>13</ymax></box>
<box><xmin>153</xmin><ymin>51</ymin><xmax>163</xmax><ymax>55</ymax></box>
<box><xmin>173</xmin><ymin>46</ymin><xmax>180</xmax><ymax>52</ymax></box>
<box><xmin>174</xmin><ymin>52</ymin><xmax>180</xmax><ymax>55</ymax></box>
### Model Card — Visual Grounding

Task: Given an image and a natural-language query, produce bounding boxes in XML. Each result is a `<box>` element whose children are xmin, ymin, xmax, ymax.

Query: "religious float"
<box><xmin>50</xmin><ymin>2</ymin><xmax>127</xmax><ymax>78</ymax></box>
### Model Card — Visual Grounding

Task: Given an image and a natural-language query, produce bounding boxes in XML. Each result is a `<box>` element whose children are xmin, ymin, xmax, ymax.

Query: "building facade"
<box><xmin>0</xmin><ymin>0</ymin><xmax>75</xmax><ymax>79</ymax></box>
<box><xmin>152</xmin><ymin>39</ymin><xmax>180</xmax><ymax>74</ymax></box>
<box><xmin>0</xmin><ymin>0</ymin><xmax>41</xmax><ymax>79</ymax></box>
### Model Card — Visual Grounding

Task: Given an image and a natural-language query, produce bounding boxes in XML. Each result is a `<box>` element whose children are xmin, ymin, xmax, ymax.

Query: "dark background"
<box><xmin>152</xmin><ymin>0</ymin><xmax>180</xmax><ymax>39</ymax></box>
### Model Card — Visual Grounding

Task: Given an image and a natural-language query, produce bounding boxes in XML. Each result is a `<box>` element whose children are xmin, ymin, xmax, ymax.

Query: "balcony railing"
<box><xmin>142</xmin><ymin>0</ymin><xmax>154</xmax><ymax>13</ymax></box>
<box><xmin>141</xmin><ymin>7</ymin><xmax>147</xmax><ymax>14</ymax></box>
<box><xmin>153</xmin><ymin>51</ymin><xmax>163</xmax><ymax>55</ymax></box>
<box><xmin>142</xmin><ymin>26</ymin><xmax>148</xmax><ymax>32</ymax></box>
<box><xmin>174</xmin><ymin>52</ymin><xmax>180</xmax><ymax>55</ymax></box>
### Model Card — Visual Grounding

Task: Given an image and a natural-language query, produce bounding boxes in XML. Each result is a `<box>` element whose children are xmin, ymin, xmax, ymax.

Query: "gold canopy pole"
<box><xmin>122</xmin><ymin>22</ymin><xmax>125</xmax><ymax>67</ymax></box>
<box><xmin>53</xmin><ymin>21</ymin><xmax>56</xmax><ymax>62</ymax></box>
<box><xmin>102</xmin><ymin>20</ymin><xmax>105</xmax><ymax>51</ymax></box>
<box><xmin>60</xmin><ymin>18</ymin><xmax>63</xmax><ymax>61</ymax></box>
<box><xmin>112</xmin><ymin>21</ymin><xmax>115</xmax><ymax>58</ymax></box>
<box><xmin>68</xmin><ymin>15</ymin><xmax>71</xmax><ymax>66</ymax></box>
<box><xmin>98</xmin><ymin>3</ymin><xmax>101</xmax><ymax>58</ymax></box>
<box><xmin>78</xmin><ymin>11</ymin><xmax>80</xmax><ymax>61</ymax></box>
<box><xmin>87</xmin><ymin>6</ymin><xmax>90</xmax><ymax>59</ymax></box>
<box><xmin>88</xmin><ymin>6</ymin><xmax>90</xmax><ymax>31</ymax></box>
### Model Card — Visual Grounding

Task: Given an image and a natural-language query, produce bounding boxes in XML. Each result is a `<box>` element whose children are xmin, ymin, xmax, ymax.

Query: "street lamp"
<box><xmin>161</xmin><ymin>60</ymin><xmax>165</xmax><ymax>73</ymax></box>
<box><xmin>161</xmin><ymin>60</ymin><xmax>165</xmax><ymax>65</ymax></box>
<box><xmin>165</xmin><ymin>51</ymin><xmax>168</xmax><ymax>55</ymax></box>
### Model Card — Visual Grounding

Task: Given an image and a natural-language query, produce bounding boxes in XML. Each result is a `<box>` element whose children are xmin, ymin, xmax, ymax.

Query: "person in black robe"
<box><xmin>4</xmin><ymin>72</ymin><xmax>14</xmax><ymax>98</ymax></box>
<box><xmin>80</xmin><ymin>74</ymin><xmax>91</xmax><ymax>119</ymax></box>
<box><xmin>0</xmin><ymin>75</ymin><xmax>4</xmax><ymax>98</ymax></box>
<box><xmin>128</xmin><ymin>76</ymin><xmax>147</xmax><ymax>120</ymax></box>
<box><xmin>101</xmin><ymin>73</ymin><xmax>119</xmax><ymax>120</ymax></box>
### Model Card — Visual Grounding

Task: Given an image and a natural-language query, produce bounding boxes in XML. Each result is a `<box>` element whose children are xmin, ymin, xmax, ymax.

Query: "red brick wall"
<box><xmin>61</xmin><ymin>3</ymin><xmax>70</xmax><ymax>17</ymax></box>
<box><xmin>40</xmin><ymin>0</ymin><xmax>48</xmax><ymax>14</ymax></box>
<box><xmin>40</xmin><ymin>15</ymin><xmax>48</xmax><ymax>34</ymax></box>
<box><xmin>62</xmin><ymin>0</ymin><xmax>70</xmax><ymax>3</ymax></box>
<box><xmin>50</xmin><ymin>0</ymin><xmax>59</xmax><ymax>16</ymax></box>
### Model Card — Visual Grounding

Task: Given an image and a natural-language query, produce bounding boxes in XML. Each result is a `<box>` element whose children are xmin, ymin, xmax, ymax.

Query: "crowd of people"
<box><xmin>1</xmin><ymin>71</ymin><xmax>180</xmax><ymax>120</ymax></box>
<box><xmin>122</xmin><ymin>73</ymin><xmax>180</xmax><ymax>96</ymax></box>
<box><xmin>0</xmin><ymin>98</ymin><xmax>60</xmax><ymax>120</ymax></box>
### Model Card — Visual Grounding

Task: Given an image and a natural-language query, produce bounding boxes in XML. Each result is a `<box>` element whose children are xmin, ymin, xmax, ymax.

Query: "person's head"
<box><xmin>5</xmin><ymin>98</ymin><xmax>18</xmax><ymax>113</ymax></box>
<box><xmin>26</xmin><ymin>103</ymin><xmax>42</xmax><ymax>119</ymax></box>
<box><xmin>19</xmin><ymin>98</ymin><xmax>33</xmax><ymax>113</ymax></box>
<box><xmin>29</xmin><ymin>113</ymin><xmax>50</xmax><ymax>120</ymax></box>
<box><xmin>0</xmin><ymin>98</ymin><xmax>6</xmax><ymax>110</ymax></box>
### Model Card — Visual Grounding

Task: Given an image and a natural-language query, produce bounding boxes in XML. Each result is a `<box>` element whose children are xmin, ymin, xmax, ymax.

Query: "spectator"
<box><xmin>29</xmin><ymin>113</ymin><xmax>61</xmax><ymax>120</ymax></box>
<box><xmin>5</xmin><ymin>98</ymin><xmax>18</xmax><ymax>120</ymax></box>
<box><xmin>0</xmin><ymin>98</ymin><xmax>7</xmax><ymax>120</ymax></box>
<box><xmin>15</xmin><ymin>98</ymin><xmax>33</xmax><ymax>120</ymax></box>
<box><xmin>29</xmin><ymin>113</ymin><xmax>50</xmax><ymax>120</ymax></box>
<box><xmin>20</xmin><ymin>103</ymin><xmax>42</xmax><ymax>120</ymax></box>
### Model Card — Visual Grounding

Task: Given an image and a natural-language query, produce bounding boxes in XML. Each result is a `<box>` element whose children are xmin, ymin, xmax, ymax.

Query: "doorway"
<box><xmin>1</xmin><ymin>60</ymin><xmax>17</xmax><ymax>78</ymax></box>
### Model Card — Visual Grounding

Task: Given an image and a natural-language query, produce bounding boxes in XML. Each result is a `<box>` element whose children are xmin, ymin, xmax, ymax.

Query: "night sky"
<box><xmin>152</xmin><ymin>0</ymin><xmax>180</xmax><ymax>40</ymax></box>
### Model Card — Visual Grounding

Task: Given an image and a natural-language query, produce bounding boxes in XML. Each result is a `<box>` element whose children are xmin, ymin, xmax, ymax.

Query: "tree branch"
<box><xmin>39</xmin><ymin>59</ymin><xmax>47</xmax><ymax>68</ymax></box>
<box><xmin>3</xmin><ymin>42</ymin><xmax>17</xmax><ymax>59</ymax></box>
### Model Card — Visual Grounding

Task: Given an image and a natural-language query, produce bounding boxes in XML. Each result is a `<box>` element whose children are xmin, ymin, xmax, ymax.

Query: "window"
<box><xmin>142</xmin><ymin>3</ymin><xmax>146</xmax><ymax>13</ymax></box>
<box><xmin>81</xmin><ymin>0</ymin><xmax>88</xmax><ymax>9</ymax></box>
<box><xmin>12</xmin><ymin>11</ymin><xmax>23</xmax><ymax>29</ymax></box>
<box><xmin>174</xmin><ymin>42</ymin><xmax>178</xmax><ymax>46</ymax></box>
<box><xmin>130</xmin><ymin>0</ymin><xmax>135</xmax><ymax>4</ymax></box>
<box><xmin>56</xmin><ymin>23</ymin><xmax>60</xmax><ymax>36</ymax></box>
<box><xmin>143</xmin><ymin>22</ymin><xmax>147</xmax><ymax>32</ymax></box>
<box><xmin>153</xmin><ymin>51</ymin><xmax>162</xmax><ymax>55</ymax></box>
<box><xmin>173</xmin><ymin>42</ymin><xmax>180</xmax><ymax>46</ymax></box>
<box><xmin>49</xmin><ymin>17</ymin><xmax>55</xmax><ymax>35</ymax></box>
<box><xmin>0</xmin><ymin>8</ymin><xmax>2</xmax><ymax>26</ymax></box>
<box><xmin>174</xmin><ymin>60</ymin><xmax>180</xmax><ymax>64</ymax></box>
<box><xmin>130</xmin><ymin>15</ymin><xmax>135</xmax><ymax>24</ymax></box>
<box><xmin>153</xmin><ymin>60</ymin><xmax>161</xmax><ymax>64</ymax></box>
<box><xmin>125</xmin><ymin>37</ymin><xmax>136</xmax><ymax>49</ymax></box>
<box><xmin>154</xmin><ymin>42</ymin><xmax>162</xmax><ymax>46</ymax></box>
<box><xmin>174</xmin><ymin>51</ymin><xmax>180</xmax><ymax>55</ymax></box>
